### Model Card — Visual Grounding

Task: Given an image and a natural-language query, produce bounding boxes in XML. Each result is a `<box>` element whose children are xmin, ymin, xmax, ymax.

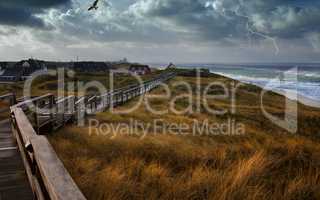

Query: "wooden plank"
<box><xmin>0</xmin><ymin>186</ymin><xmax>33</xmax><ymax>200</ymax></box>
<box><xmin>12</xmin><ymin>125</ymin><xmax>39</xmax><ymax>200</ymax></box>
<box><xmin>0</xmin><ymin>139</ymin><xmax>15</xmax><ymax>148</ymax></box>
<box><xmin>0</xmin><ymin>148</ymin><xmax>18</xmax><ymax>159</ymax></box>
<box><xmin>10</xmin><ymin>107</ymin><xmax>37</xmax><ymax>149</ymax></box>
<box><xmin>0</xmin><ymin>134</ymin><xmax>12</xmax><ymax>140</ymax></box>
<box><xmin>31</xmin><ymin>136</ymin><xmax>86</xmax><ymax>200</ymax></box>
<box><xmin>0</xmin><ymin>127</ymin><xmax>11</xmax><ymax>132</ymax></box>
<box><xmin>0</xmin><ymin>120</ymin><xmax>16</xmax><ymax>152</ymax></box>
<box><xmin>0</xmin><ymin>166</ymin><xmax>23</xmax><ymax>177</ymax></box>
<box><xmin>0</xmin><ymin>120</ymin><xmax>33</xmax><ymax>200</ymax></box>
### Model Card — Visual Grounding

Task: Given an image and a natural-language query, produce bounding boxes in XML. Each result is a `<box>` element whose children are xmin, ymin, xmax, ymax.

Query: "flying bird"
<box><xmin>88</xmin><ymin>0</ymin><xmax>100</xmax><ymax>11</ymax></box>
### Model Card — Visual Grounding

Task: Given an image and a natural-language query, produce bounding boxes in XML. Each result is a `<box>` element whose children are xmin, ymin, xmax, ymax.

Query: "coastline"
<box><xmin>211</xmin><ymin>72</ymin><xmax>320</xmax><ymax>109</ymax></box>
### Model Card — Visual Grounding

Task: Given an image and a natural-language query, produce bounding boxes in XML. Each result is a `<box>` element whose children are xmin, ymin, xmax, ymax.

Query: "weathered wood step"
<box><xmin>0</xmin><ymin>148</ymin><xmax>18</xmax><ymax>159</ymax></box>
<box><xmin>0</xmin><ymin>184</ymin><xmax>33</xmax><ymax>200</ymax></box>
<box><xmin>0</xmin><ymin>120</ymin><xmax>33</xmax><ymax>200</ymax></box>
<box><xmin>0</xmin><ymin>134</ymin><xmax>11</xmax><ymax>139</ymax></box>
<box><xmin>0</xmin><ymin>128</ymin><xmax>11</xmax><ymax>132</ymax></box>
<box><xmin>0</xmin><ymin>139</ymin><xmax>15</xmax><ymax>148</ymax></box>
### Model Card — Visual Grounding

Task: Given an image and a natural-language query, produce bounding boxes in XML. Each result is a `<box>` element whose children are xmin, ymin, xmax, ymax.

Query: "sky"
<box><xmin>0</xmin><ymin>0</ymin><xmax>320</xmax><ymax>63</ymax></box>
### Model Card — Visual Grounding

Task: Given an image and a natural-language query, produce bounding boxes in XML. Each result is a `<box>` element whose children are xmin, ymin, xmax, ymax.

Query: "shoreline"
<box><xmin>211</xmin><ymin>72</ymin><xmax>320</xmax><ymax>109</ymax></box>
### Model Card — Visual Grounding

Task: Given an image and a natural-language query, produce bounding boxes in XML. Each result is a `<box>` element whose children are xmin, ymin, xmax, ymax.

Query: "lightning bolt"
<box><xmin>233</xmin><ymin>7</ymin><xmax>280</xmax><ymax>55</ymax></box>
<box><xmin>212</xmin><ymin>1</ymin><xmax>280</xmax><ymax>55</ymax></box>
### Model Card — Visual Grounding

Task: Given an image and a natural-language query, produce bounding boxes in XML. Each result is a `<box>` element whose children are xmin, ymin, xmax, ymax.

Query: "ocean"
<box><xmin>152</xmin><ymin>63</ymin><xmax>320</xmax><ymax>108</ymax></box>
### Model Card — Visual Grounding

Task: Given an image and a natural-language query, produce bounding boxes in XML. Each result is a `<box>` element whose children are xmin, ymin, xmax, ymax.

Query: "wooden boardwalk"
<box><xmin>0</xmin><ymin>120</ymin><xmax>33</xmax><ymax>200</ymax></box>
<box><xmin>0</xmin><ymin>72</ymin><xmax>176</xmax><ymax>200</ymax></box>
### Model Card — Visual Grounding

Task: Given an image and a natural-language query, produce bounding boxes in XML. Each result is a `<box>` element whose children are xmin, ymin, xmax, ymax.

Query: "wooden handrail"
<box><xmin>56</xmin><ymin>96</ymin><xmax>74</xmax><ymax>104</ymax></box>
<box><xmin>11</xmin><ymin>107</ymin><xmax>35</xmax><ymax>149</ymax></box>
<box><xmin>11</xmin><ymin>106</ymin><xmax>86</xmax><ymax>200</ymax></box>
<box><xmin>75</xmin><ymin>96</ymin><xmax>84</xmax><ymax>105</ymax></box>
<box><xmin>12</xmin><ymin>93</ymin><xmax>54</xmax><ymax>109</ymax></box>
<box><xmin>31</xmin><ymin>136</ymin><xmax>86</xmax><ymax>200</ymax></box>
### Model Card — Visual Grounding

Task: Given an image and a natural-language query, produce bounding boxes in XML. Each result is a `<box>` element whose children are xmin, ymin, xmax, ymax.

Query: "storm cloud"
<box><xmin>0</xmin><ymin>0</ymin><xmax>71</xmax><ymax>28</ymax></box>
<box><xmin>129</xmin><ymin>0</ymin><xmax>320</xmax><ymax>40</ymax></box>
<box><xmin>0</xmin><ymin>0</ymin><xmax>319</xmax><ymax>62</ymax></box>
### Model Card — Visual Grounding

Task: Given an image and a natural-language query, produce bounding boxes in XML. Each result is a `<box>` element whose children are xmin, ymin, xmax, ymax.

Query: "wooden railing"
<box><xmin>9</xmin><ymin>71</ymin><xmax>176</xmax><ymax>200</ymax></box>
<box><xmin>11</xmin><ymin>107</ymin><xmax>86</xmax><ymax>200</ymax></box>
<box><xmin>83</xmin><ymin>72</ymin><xmax>175</xmax><ymax>115</ymax></box>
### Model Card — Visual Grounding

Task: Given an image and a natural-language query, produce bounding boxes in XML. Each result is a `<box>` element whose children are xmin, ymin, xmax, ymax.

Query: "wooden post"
<box><xmin>49</xmin><ymin>95</ymin><xmax>55</xmax><ymax>132</ymax></box>
<box><xmin>34</xmin><ymin>100</ymin><xmax>39</xmax><ymax>134</ymax></box>
<box><xmin>102</xmin><ymin>95</ymin><xmax>105</xmax><ymax>109</ymax></box>
<box><xmin>93</xmin><ymin>96</ymin><xmax>96</xmax><ymax>113</ymax></box>
<box><xmin>93</xmin><ymin>96</ymin><xmax>96</xmax><ymax>112</ymax></box>
<box><xmin>73</xmin><ymin>96</ymin><xmax>76</xmax><ymax>116</ymax></box>
<box><xmin>115</xmin><ymin>94</ymin><xmax>119</xmax><ymax>105</ymax></box>
<box><xmin>84</xmin><ymin>97</ymin><xmax>87</xmax><ymax>115</ymax></box>
<box><xmin>90</xmin><ymin>98</ymin><xmax>93</xmax><ymax>113</ymax></box>
<box><xmin>72</xmin><ymin>97</ymin><xmax>77</xmax><ymax>123</ymax></box>
<box><xmin>101</xmin><ymin>96</ymin><xmax>105</xmax><ymax>109</ymax></box>
<box><xmin>94</xmin><ymin>96</ymin><xmax>97</xmax><ymax>112</ymax></box>
<box><xmin>11</xmin><ymin>93</ymin><xmax>17</xmax><ymax>105</ymax></box>
<box><xmin>96</xmin><ymin>96</ymin><xmax>99</xmax><ymax>111</ymax></box>
<box><xmin>95</xmin><ymin>96</ymin><xmax>98</xmax><ymax>111</ymax></box>
<box><xmin>91</xmin><ymin>97</ymin><xmax>95</xmax><ymax>113</ymax></box>
<box><xmin>61</xmin><ymin>100</ymin><xmax>65</xmax><ymax>124</ymax></box>
<box><xmin>105</xmin><ymin>95</ymin><xmax>109</xmax><ymax>108</ymax></box>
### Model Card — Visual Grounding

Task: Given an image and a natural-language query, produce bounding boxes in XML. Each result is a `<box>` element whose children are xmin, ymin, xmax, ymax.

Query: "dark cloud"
<box><xmin>3</xmin><ymin>0</ymin><xmax>320</xmax><ymax>42</ymax></box>
<box><xmin>1</xmin><ymin>0</ymin><xmax>320</xmax><ymax>62</ymax></box>
<box><xmin>43</xmin><ymin>3</ymin><xmax>182</xmax><ymax>45</ymax></box>
<box><xmin>140</xmin><ymin>0</ymin><xmax>247</xmax><ymax>40</ymax></box>
<box><xmin>0</xmin><ymin>6</ymin><xmax>45</xmax><ymax>28</ymax></box>
<box><xmin>131</xmin><ymin>0</ymin><xmax>320</xmax><ymax>41</ymax></box>
<box><xmin>29</xmin><ymin>0</ymin><xmax>319</xmax><ymax>52</ymax></box>
<box><xmin>0</xmin><ymin>0</ymin><xmax>71</xmax><ymax>8</ymax></box>
<box><xmin>0</xmin><ymin>0</ymin><xmax>71</xmax><ymax>28</ymax></box>
<box><xmin>258</xmin><ymin>6</ymin><xmax>320</xmax><ymax>38</ymax></box>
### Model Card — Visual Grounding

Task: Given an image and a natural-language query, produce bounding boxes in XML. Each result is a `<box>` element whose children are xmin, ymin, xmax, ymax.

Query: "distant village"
<box><xmin>0</xmin><ymin>58</ymin><xmax>157</xmax><ymax>82</ymax></box>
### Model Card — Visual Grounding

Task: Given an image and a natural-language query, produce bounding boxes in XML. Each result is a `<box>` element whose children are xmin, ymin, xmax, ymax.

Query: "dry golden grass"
<box><xmin>50</xmin><ymin>127</ymin><xmax>320</xmax><ymax>200</ymax></box>
<box><xmin>49</xmin><ymin>74</ymin><xmax>320</xmax><ymax>200</ymax></box>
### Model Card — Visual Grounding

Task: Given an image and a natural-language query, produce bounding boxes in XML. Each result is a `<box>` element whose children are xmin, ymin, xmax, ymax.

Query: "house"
<box><xmin>0</xmin><ymin>62</ymin><xmax>7</xmax><ymax>76</ymax></box>
<box><xmin>19</xmin><ymin>59</ymin><xmax>47</xmax><ymax>80</ymax></box>
<box><xmin>129</xmin><ymin>64</ymin><xmax>151</xmax><ymax>75</ymax></box>
<box><xmin>45</xmin><ymin>62</ymin><xmax>73</xmax><ymax>70</ymax></box>
<box><xmin>73</xmin><ymin>62</ymin><xmax>111</xmax><ymax>72</ymax></box>
<box><xmin>166</xmin><ymin>63</ymin><xmax>176</xmax><ymax>70</ymax></box>
<box><xmin>0</xmin><ymin>59</ymin><xmax>47</xmax><ymax>82</ymax></box>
